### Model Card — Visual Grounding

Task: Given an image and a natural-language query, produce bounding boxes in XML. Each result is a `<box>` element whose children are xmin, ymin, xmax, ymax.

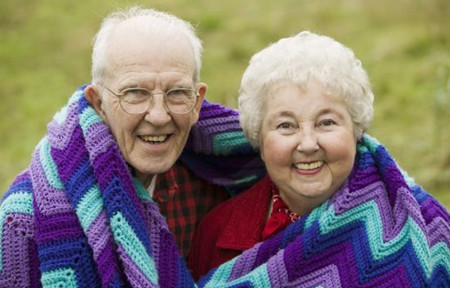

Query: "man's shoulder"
<box><xmin>1</xmin><ymin>170</ymin><xmax>33</xmax><ymax>204</ymax></box>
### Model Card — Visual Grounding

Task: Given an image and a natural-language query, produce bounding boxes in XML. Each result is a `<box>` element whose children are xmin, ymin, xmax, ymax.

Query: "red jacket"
<box><xmin>187</xmin><ymin>176</ymin><xmax>272</xmax><ymax>280</ymax></box>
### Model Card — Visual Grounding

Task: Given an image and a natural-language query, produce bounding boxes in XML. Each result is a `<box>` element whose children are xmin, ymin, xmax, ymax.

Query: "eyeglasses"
<box><xmin>100</xmin><ymin>85</ymin><xmax>199</xmax><ymax>114</ymax></box>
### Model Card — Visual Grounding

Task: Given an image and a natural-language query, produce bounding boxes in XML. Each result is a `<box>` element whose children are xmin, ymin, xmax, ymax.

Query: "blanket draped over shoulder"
<box><xmin>0</xmin><ymin>86</ymin><xmax>449</xmax><ymax>287</ymax></box>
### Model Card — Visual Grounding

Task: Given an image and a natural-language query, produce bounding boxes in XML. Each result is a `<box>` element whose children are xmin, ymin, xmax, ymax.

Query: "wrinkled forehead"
<box><xmin>105</xmin><ymin>18</ymin><xmax>196</xmax><ymax>74</ymax></box>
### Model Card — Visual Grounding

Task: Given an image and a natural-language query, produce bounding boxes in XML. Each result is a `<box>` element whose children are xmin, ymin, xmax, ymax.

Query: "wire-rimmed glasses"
<box><xmin>100</xmin><ymin>85</ymin><xmax>199</xmax><ymax>114</ymax></box>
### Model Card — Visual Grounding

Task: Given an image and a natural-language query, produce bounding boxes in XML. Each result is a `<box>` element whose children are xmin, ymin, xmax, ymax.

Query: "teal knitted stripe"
<box><xmin>53</xmin><ymin>90</ymin><xmax>83</xmax><ymax>125</ymax></box>
<box><xmin>110</xmin><ymin>212</ymin><xmax>158</xmax><ymax>284</ymax></box>
<box><xmin>322</xmin><ymin>201</ymin><xmax>433</xmax><ymax>277</ymax></box>
<box><xmin>234</xmin><ymin>175</ymin><xmax>259</xmax><ymax>186</ymax></box>
<box><xmin>0</xmin><ymin>192</ymin><xmax>33</xmax><ymax>271</ymax></box>
<box><xmin>408</xmin><ymin>218</ymin><xmax>434</xmax><ymax>277</ymax></box>
<box><xmin>359</xmin><ymin>134</ymin><xmax>379</xmax><ymax>154</ymax></box>
<box><xmin>204</xmin><ymin>262</ymin><xmax>271</xmax><ymax>287</ymax></box>
<box><xmin>202</xmin><ymin>257</ymin><xmax>237</xmax><ymax>286</ymax></box>
<box><xmin>75</xmin><ymin>184</ymin><xmax>103</xmax><ymax>232</ymax></box>
<box><xmin>133</xmin><ymin>178</ymin><xmax>152</xmax><ymax>201</ymax></box>
<box><xmin>430</xmin><ymin>242</ymin><xmax>450</xmax><ymax>273</ymax></box>
<box><xmin>41</xmin><ymin>268</ymin><xmax>77</xmax><ymax>288</ymax></box>
<box><xmin>305</xmin><ymin>201</ymin><xmax>328</xmax><ymax>230</ymax></box>
<box><xmin>79</xmin><ymin>105</ymin><xmax>103</xmax><ymax>135</ymax></box>
<box><xmin>39</xmin><ymin>138</ymin><xmax>64</xmax><ymax>190</ymax></box>
<box><xmin>213</xmin><ymin>131</ymin><xmax>249</xmax><ymax>155</ymax></box>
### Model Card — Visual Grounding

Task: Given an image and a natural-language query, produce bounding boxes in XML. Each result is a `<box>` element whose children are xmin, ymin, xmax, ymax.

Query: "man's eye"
<box><xmin>168</xmin><ymin>89</ymin><xmax>187</xmax><ymax>95</ymax></box>
<box><xmin>123</xmin><ymin>89</ymin><xmax>150</xmax><ymax>103</ymax></box>
<box><xmin>166</xmin><ymin>89</ymin><xmax>197</xmax><ymax>105</ymax></box>
<box><xmin>166</xmin><ymin>89</ymin><xmax>192</xmax><ymax>99</ymax></box>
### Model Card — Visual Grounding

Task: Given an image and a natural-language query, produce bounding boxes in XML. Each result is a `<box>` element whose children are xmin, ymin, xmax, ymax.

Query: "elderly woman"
<box><xmin>188</xmin><ymin>31</ymin><xmax>450</xmax><ymax>287</ymax></box>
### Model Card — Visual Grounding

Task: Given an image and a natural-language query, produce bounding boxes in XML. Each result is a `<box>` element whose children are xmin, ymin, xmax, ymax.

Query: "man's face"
<box><xmin>86</xmin><ymin>22</ymin><xmax>205</xmax><ymax>184</ymax></box>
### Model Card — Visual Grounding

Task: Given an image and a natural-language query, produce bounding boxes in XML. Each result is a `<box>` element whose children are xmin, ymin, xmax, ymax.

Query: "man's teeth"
<box><xmin>141</xmin><ymin>135</ymin><xmax>168</xmax><ymax>143</ymax></box>
<box><xmin>295</xmin><ymin>161</ymin><xmax>323</xmax><ymax>170</ymax></box>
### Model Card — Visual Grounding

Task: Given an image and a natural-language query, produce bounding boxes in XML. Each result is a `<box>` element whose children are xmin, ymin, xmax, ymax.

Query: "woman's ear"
<box><xmin>84</xmin><ymin>84</ymin><xmax>108</xmax><ymax>122</ymax></box>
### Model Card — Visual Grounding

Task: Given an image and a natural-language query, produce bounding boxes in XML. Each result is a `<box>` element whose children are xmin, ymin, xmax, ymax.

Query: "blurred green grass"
<box><xmin>1</xmin><ymin>0</ymin><xmax>449</xmax><ymax>208</ymax></box>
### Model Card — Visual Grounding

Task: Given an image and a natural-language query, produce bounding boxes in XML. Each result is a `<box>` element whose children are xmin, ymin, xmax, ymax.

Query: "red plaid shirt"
<box><xmin>153</xmin><ymin>161</ymin><xmax>230</xmax><ymax>257</ymax></box>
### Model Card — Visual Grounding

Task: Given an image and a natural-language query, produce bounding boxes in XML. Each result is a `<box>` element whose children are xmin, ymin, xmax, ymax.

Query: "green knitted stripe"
<box><xmin>41</xmin><ymin>268</ymin><xmax>77</xmax><ymax>288</ymax></box>
<box><xmin>75</xmin><ymin>184</ymin><xmax>102</xmax><ymax>232</ymax></box>
<box><xmin>39</xmin><ymin>138</ymin><xmax>64</xmax><ymax>190</ymax></box>
<box><xmin>110</xmin><ymin>212</ymin><xmax>158</xmax><ymax>284</ymax></box>
<box><xmin>0</xmin><ymin>192</ymin><xmax>33</xmax><ymax>271</ymax></box>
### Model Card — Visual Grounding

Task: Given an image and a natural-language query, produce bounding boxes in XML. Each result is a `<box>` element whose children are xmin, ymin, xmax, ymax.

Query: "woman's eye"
<box><xmin>277</xmin><ymin>122</ymin><xmax>294</xmax><ymax>129</ymax></box>
<box><xmin>320</xmin><ymin>119</ymin><xmax>336</xmax><ymax>127</ymax></box>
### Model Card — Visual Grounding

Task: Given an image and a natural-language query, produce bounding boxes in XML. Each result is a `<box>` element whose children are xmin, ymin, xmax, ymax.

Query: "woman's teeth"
<box><xmin>294</xmin><ymin>161</ymin><xmax>323</xmax><ymax>170</ymax></box>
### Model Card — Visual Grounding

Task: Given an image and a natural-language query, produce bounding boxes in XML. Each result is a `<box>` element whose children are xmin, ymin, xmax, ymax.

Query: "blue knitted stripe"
<box><xmin>38</xmin><ymin>237</ymin><xmax>101</xmax><ymax>288</ymax></box>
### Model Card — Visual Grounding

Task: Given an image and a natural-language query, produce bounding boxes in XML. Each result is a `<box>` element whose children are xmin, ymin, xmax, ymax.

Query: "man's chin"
<box><xmin>136</xmin><ymin>160</ymin><xmax>174</xmax><ymax>176</ymax></box>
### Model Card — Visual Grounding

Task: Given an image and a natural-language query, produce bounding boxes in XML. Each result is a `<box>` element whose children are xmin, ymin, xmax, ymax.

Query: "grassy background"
<box><xmin>1</xmin><ymin>0</ymin><xmax>449</xmax><ymax>207</ymax></box>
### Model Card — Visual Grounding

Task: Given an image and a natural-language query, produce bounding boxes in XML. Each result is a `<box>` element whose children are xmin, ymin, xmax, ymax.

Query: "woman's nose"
<box><xmin>296</xmin><ymin>130</ymin><xmax>319</xmax><ymax>153</ymax></box>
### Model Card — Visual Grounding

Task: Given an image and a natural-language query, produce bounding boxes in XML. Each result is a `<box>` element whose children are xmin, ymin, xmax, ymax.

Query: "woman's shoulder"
<box><xmin>412</xmin><ymin>185</ymin><xmax>450</xmax><ymax>222</ymax></box>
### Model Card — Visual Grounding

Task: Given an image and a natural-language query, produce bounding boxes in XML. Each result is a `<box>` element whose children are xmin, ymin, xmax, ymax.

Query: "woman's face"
<box><xmin>260</xmin><ymin>80</ymin><xmax>356</xmax><ymax>215</ymax></box>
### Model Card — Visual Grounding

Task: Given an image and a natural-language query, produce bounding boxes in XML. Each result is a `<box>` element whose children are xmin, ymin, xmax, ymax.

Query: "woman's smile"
<box><xmin>293</xmin><ymin>161</ymin><xmax>324</xmax><ymax>175</ymax></box>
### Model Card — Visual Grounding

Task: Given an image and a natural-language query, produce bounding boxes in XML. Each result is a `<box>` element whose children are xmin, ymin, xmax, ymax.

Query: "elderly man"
<box><xmin>83</xmin><ymin>7</ymin><xmax>242</xmax><ymax>258</ymax></box>
<box><xmin>0</xmin><ymin>7</ymin><xmax>264</xmax><ymax>287</ymax></box>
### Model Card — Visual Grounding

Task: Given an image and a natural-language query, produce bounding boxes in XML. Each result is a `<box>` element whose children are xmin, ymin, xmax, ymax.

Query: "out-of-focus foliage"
<box><xmin>0</xmin><ymin>0</ymin><xmax>449</xmax><ymax>207</ymax></box>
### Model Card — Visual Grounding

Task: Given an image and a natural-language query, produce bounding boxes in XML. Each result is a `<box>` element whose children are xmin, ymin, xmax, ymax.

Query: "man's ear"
<box><xmin>84</xmin><ymin>84</ymin><xmax>108</xmax><ymax>122</ymax></box>
<box><xmin>192</xmin><ymin>83</ymin><xmax>207</xmax><ymax>124</ymax></box>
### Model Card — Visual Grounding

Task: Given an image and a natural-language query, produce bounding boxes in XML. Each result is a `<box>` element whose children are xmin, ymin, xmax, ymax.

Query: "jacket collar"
<box><xmin>216</xmin><ymin>176</ymin><xmax>273</xmax><ymax>251</ymax></box>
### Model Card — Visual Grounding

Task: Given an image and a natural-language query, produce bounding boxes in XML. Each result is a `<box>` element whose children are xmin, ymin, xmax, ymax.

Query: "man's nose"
<box><xmin>144</xmin><ymin>94</ymin><xmax>171</xmax><ymax>126</ymax></box>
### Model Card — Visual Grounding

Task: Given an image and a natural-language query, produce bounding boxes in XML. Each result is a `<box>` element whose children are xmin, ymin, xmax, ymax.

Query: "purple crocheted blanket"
<box><xmin>0</xmin><ymin>86</ymin><xmax>449</xmax><ymax>287</ymax></box>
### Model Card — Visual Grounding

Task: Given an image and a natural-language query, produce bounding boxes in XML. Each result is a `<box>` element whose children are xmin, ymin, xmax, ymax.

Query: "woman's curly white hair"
<box><xmin>239</xmin><ymin>31</ymin><xmax>374</xmax><ymax>148</ymax></box>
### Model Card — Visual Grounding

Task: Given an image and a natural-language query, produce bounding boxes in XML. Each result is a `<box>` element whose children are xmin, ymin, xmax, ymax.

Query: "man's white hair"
<box><xmin>91</xmin><ymin>6</ymin><xmax>203</xmax><ymax>84</ymax></box>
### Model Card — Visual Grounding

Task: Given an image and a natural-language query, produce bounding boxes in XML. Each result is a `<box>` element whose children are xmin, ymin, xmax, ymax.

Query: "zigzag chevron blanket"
<box><xmin>0</xmin><ymin>86</ymin><xmax>449</xmax><ymax>287</ymax></box>
<box><xmin>199</xmin><ymin>137</ymin><xmax>450</xmax><ymax>287</ymax></box>
<box><xmin>0</xmin><ymin>86</ymin><xmax>264</xmax><ymax>287</ymax></box>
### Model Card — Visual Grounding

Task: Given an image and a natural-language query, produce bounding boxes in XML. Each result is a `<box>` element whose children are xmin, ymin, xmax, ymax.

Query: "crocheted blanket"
<box><xmin>198</xmin><ymin>138</ymin><xmax>450</xmax><ymax>287</ymax></box>
<box><xmin>0</xmin><ymin>86</ymin><xmax>449</xmax><ymax>287</ymax></box>
<box><xmin>0</xmin><ymin>86</ymin><xmax>264</xmax><ymax>287</ymax></box>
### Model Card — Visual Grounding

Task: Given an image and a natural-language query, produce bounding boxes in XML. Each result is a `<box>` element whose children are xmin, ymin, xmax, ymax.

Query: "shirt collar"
<box><xmin>146</xmin><ymin>175</ymin><xmax>158</xmax><ymax>197</ymax></box>
<box><xmin>153</xmin><ymin>167</ymin><xmax>179</xmax><ymax>203</ymax></box>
